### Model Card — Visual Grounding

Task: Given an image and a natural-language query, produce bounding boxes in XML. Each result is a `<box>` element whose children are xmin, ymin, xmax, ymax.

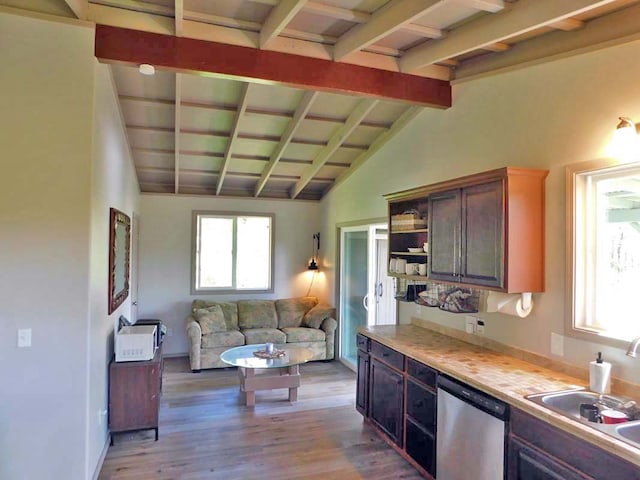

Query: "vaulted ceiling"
<box><xmin>6</xmin><ymin>0</ymin><xmax>640</xmax><ymax>200</ymax></box>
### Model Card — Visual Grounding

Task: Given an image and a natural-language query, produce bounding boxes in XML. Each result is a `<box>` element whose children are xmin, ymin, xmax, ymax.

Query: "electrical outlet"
<box><xmin>465</xmin><ymin>316</ymin><xmax>476</xmax><ymax>334</ymax></box>
<box><xmin>97</xmin><ymin>409</ymin><xmax>107</xmax><ymax>425</ymax></box>
<box><xmin>551</xmin><ymin>332</ymin><xmax>564</xmax><ymax>356</ymax></box>
<box><xmin>167</xmin><ymin>328</ymin><xmax>174</xmax><ymax>337</ymax></box>
<box><xmin>17</xmin><ymin>328</ymin><xmax>31</xmax><ymax>348</ymax></box>
<box><xmin>476</xmin><ymin>319</ymin><xmax>485</xmax><ymax>334</ymax></box>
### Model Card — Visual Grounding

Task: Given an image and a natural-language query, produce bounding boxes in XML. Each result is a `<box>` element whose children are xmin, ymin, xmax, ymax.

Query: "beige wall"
<box><xmin>138</xmin><ymin>195</ymin><xmax>322</xmax><ymax>355</ymax></box>
<box><xmin>0</xmin><ymin>12</ymin><xmax>140</xmax><ymax>479</ymax></box>
<box><xmin>320</xmin><ymin>39</ymin><xmax>640</xmax><ymax>386</ymax></box>
<box><xmin>0</xmin><ymin>12</ymin><xmax>94</xmax><ymax>480</ymax></box>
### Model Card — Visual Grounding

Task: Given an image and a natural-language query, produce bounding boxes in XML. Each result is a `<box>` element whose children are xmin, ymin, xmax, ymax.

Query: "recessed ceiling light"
<box><xmin>139</xmin><ymin>64</ymin><xmax>155</xmax><ymax>76</ymax></box>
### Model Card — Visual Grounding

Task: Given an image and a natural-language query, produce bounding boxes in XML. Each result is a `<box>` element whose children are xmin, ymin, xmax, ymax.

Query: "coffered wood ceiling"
<box><xmin>6</xmin><ymin>0</ymin><xmax>640</xmax><ymax>200</ymax></box>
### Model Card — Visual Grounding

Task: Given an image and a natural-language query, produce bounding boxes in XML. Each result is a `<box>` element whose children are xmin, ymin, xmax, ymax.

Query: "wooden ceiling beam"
<box><xmin>333</xmin><ymin>0</ymin><xmax>443</xmax><ymax>61</ymax></box>
<box><xmin>95</xmin><ymin>24</ymin><xmax>451</xmax><ymax>107</ymax></box>
<box><xmin>291</xmin><ymin>99</ymin><xmax>378</xmax><ymax>199</ymax></box>
<box><xmin>549</xmin><ymin>18</ymin><xmax>585</xmax><ymax>31</ymax></box>
<box><xmin>217</xmin><ymin>83</ymin><xmax>252</xmax><ymax>195</ymax></box>
<box><xmin>64</xmin><ymin>0</ymin><xmax>88</xmax><ymax>19</ymax></box>
<box><xmin>328</xmin><ymin>105</ymin><xmax>422</xmax><ymax>194</ymax></box>
<box><xmin>90</xmin><ymin>4</ymin><xmax>450</xmax><ymax>80</ymax></box>
<box><xmin>454</xmin><ymin>1</ymin><xmax>640</xmax><ymax>82</ymax></box>
<box><xmin>260</xmin><ymin>0</ymin><xmax>307</xmax><ymax>48</ymax></box>
<box><xmin>121</xmin><ymin>95</ymin><xmax>392</xmax><ymax>128</ymax></box>
<box><xmin>483</xmin><ymin>42</ymin><xmax>510</xmax><ymax>52</ymax></box>
<box><xmin>455</xmin><ymin>0</ymin><xmax>504</xmax><ymax>13</ymax></box>
<box><xmin>174</xmin><ymin>73</ymin><xmax>182</xmax><ymax>194</ymax></box>
<box><xmin>399</xmin><ymin>0</ymin><xmax>616</xmax><ymax>72</ymax></box>
<box><xmin>174</xmin><ymin>0</ymin><xmax>184</xmax><ymax>36</ymax></box>
<box><xmin>255</xmin><ymin>91</ymin><xmax>318</xmax><ymax>197</ymax></box>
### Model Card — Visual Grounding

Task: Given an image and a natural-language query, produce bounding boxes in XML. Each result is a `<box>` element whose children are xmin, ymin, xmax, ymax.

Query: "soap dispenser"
<box><xmin>589</xmin><ymin>352</ymin><xmax>612</xmax><ymax>394</ymax></box>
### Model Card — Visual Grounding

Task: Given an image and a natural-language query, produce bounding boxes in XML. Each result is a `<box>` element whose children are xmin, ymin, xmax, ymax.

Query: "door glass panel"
<box><xmin>340</xmin><ymin>230</ymin><xmax>369</xmax><ymax>367</ymax></box>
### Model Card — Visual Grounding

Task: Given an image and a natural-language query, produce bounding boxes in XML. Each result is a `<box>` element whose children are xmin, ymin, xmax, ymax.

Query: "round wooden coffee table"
<box><xmin>220</xmin><ymin>344</ymin><xmax>314</xmax><ymax>406</ymax></box>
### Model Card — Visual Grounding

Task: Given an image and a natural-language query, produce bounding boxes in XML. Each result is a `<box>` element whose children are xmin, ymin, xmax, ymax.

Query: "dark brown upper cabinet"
<box><xmin>385</xmin><ymin>167</ymin><xmax>547</xmax><ymax>293</ymax></box>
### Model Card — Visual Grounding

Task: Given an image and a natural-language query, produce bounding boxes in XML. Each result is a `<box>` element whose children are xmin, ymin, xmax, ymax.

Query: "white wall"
<box><xmin>138</xmin><ymin>195</ymin><xmax>321</xmax><ymax>355</ymax></box>
<box><xmin>0</xmin><ymin>12</ymin><xmax>94</xmax><ymax>480</ymax></box>
<box><xmin>87</xmin><ymin>62</ymin><xmax>140</xmax><ymax>477</ymax></box>
<box><xmin>319</xmin><ymin>39</ymin><xmax>640</xmax><ymax>386</ymax></box>
<box><xmin>0</xmin><ymin>12</ymin><xmax>140</xmax><ymax>479</ymax></box>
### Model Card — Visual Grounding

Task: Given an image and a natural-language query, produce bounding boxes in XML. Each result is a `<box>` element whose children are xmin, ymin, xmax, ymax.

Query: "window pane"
<box><xmin>236</xmin><ymin>216</ymin><xmax>271</xmax><ymax>289</ymax></box>
<box><xmin>198</xmin><ymin>217</ymin><xmax>233</xmax><ymax>288</ymax></box>
<box><xmin>593</xmin><ymin>175</ymin><xmax>640</xmax><ymax>337</ymax></box>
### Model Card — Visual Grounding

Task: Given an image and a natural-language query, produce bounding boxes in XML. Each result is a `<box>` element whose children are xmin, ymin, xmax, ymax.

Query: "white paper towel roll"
<box><xmin>486</xmin><ymin>292</ymin><xmax>533</xmax><ymax>317</ymax></box>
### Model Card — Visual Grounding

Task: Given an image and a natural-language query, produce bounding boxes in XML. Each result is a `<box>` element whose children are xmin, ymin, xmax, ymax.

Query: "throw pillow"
<box><xmin>275</xmin><ymin>297</ymin><xmax>318</xmax><ymax>328</ymax></box>
<box><xmin>194</xmin><ymin>306</ymin><xmax>227</xmax><ymax>334</ymax></box>
<box><xmin>302</xmin><ymin>303</ymin><xmax>335</xmax><ymax>329</ymax></box>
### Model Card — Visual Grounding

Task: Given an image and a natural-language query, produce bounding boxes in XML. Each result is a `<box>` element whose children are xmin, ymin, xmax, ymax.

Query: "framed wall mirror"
<box><xmin>108</xmin><ymin>208</ymin><xmax>131</xmax><ymax>314</ymax></box>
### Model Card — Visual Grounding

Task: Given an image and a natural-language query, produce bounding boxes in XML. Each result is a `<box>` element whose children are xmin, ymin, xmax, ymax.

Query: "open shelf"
<box><xmin>388</xmin><ymin>272</ymin><xmax>429</xmax><ymax>280</ymax></box>
<box><xmin>391</xmin><ymin>251</ymin><xmax>428</xmax><ymax>257</ymax></box>
<box><xmin>390</xmin><ymin>229</ymin><xmax>428</xmax><ymax>234</ymax></box>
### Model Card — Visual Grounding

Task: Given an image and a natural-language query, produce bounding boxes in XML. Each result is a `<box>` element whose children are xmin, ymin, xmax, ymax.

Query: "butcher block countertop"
<box><xmin>358</xmin><ymin>324</ymin><xmax>640</xmax><ymax>467</ymax></box>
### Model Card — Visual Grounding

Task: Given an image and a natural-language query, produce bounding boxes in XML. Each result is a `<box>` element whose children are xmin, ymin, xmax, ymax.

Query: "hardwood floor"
<box><xmin>99</xmin><ymin>358</ymin><xmax>423</xmax><ymax>480</ymax></box>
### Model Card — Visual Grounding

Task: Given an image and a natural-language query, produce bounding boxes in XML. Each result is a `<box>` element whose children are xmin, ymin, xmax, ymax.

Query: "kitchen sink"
<box><xmin>526</xmin><ymin>388</ymin><xmax>640</xmax><ymax>450</ymax></box>
<box><xmin>533</xmin><ymin>390</ymin><xmax>602</xmax><ymax>419</ymax></box>
<box><xmin>616</xmin><ymin>423</ymin><xmax>640</xmax><ymax>443</ymax></box>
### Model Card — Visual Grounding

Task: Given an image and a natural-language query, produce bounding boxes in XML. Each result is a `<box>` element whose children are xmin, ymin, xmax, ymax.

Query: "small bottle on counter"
<box><xmin>589</xmin><ymin>352</ymin><xmax>612</xmax><ymax>394</ymax></box>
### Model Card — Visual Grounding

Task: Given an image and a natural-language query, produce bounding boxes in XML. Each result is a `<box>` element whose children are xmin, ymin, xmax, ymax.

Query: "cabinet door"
<box><xmin>109</xmin><ymin>362</ymin><xmax>160</xmax><ymax>432</ymax></box>
<box><xmin>369</xmin><ymin>358</ymin><xmax>404</xmax><ymax>447</ymax></box>
<box><xmin>508</xmin><ymin>437</ymin><xmax>590</xmax><ymax>480</ymax></box>
<box><xmin>428</xmin><ymin>189</ymin><xmax>461</xmax><ymax>282</ymax></box>
<box><xmin>406</xmin><ymin>379</ymin><xmax>436</xmax><ymax>433</ymax></box>
<box><xmin>461</xmin><ymin>180</ymin><xmax>504</xmax><ymax>288</ymax></box>
<box><xmin>406</xmin><ymin>417</ymin><xmax>436</xmax><ymax>477</ymax></box>
<box><xmin>356</xmin><ymin>350</ymin><xmax>369</xmax><ymax>416</ymax></box>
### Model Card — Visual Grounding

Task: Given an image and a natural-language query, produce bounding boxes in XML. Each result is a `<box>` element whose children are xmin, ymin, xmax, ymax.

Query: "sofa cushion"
<box><xmin>275</xmin><ymin>297</ymin><xmax>318</xmax><ymax>328</ymax></box>
<box><xmin>201</xmin><ymin>330</ymin><xmax>245</xmax><ymax>349</ymax></box>
<box><xmin>281</xmin><ymin>327</ymin><xmax>326</xmax><ymax>343</ymax></box>
<box><xmin>242</xmin><ymin>328</ymin><xmax>286</xmax><ymax>345</ymax></box>
<box><xmin>238</xmin><ymin>300</ymin><xmax>278</xmax><ymax>329</ymax></box>
<box><xmin>194</xmin><ymin>306</ymin><xmax>227</xmax><ymax>334</ymax></box>
<box><xmin>192</xmin><ymin>301</ymin><xmax>239</xmax><ymax>331</ymax></box>
<box><xmin>302</xmin><ymin>303</ymin><xmax>336</xmax><ymax>329</ymax></box>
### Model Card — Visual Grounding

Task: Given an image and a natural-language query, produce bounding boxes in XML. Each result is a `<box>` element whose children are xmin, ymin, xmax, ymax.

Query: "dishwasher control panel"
<box><xmin>437</xmin><ymin>375</ymin><xmax>508</xmax><ymax>420</ymax></box>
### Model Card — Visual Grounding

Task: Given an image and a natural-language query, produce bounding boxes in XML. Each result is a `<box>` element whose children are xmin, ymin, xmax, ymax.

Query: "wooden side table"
<box><xmin>108</xmin><ymin>346</ymin><xmax>163</xmax><ymax>444</ymax></box>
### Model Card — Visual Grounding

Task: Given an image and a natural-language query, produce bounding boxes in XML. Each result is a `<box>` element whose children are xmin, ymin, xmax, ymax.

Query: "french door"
<box><xmin>339</xmin><ymin>224</ymin><xmax>396</xmax><ymax>369</ymax></box>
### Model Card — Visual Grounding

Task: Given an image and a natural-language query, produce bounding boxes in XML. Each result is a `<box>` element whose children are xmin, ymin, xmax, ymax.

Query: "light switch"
<box><xmin>465</xmin><ymin>316</ymin><xmax>476</xmax><ymax>334</ymax></box>
<box><xmin>18</xmin><ymin>328</ymin><xmax>32</xmax><ymax>348</ymax></box>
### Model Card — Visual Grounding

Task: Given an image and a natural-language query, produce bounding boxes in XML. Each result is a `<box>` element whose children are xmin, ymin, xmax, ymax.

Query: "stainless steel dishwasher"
<box><xmin>436</xmin><ymin>375</ymin><xmax>509</xmax><ymax>480</ymax></box>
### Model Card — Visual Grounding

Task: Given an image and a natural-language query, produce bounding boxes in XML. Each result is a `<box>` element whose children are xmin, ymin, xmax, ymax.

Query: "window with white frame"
<box><xmin>192</xmin><ymin>212</ymin><xmax>274</xmax><ymax>293</ymax></box>
<box><xmin>569</xmin><ymin>161</ymin><xmax>640</xmax><ymax>341</ymax></box>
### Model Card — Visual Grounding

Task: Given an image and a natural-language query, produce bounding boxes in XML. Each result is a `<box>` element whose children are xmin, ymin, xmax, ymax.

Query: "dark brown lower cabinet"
<box><xmin>405</xmin><ymin>377</ymin><xmax>437</xmax><ymax>476</ymax></box>
<box><xmin>109</xmin><ymin>347</ymin><xmax>162</xmax><ymax>444</ymax></box>
<box><xmin>508</xmin><ymin>408</ymin><xmax>640</xmax><ymax>480</ymax></box>
<box><xmin>406</xmin><ymin>417</ymin><xmax>436</xmax><ymax>476</ymax></box>
<box><xmin>356</xmin><ymin>349</ymin><xmax>369</xmax><ymax>416</ymax></box>
<box><xmin>369</xmin><ymin>357</ymin><xmax>404</xmax><ymax>447</ymax></box>
<box><xmin>509</xmin><ymin>437</ymin><xmax>589</xmax><ymax>480</ymax></box>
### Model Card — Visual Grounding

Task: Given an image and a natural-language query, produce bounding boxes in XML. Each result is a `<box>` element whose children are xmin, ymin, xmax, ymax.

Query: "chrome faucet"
<box><xmin>627</xmin><ymin>336</ymin><xmax>640</xmax><ymax>357</ymax></box>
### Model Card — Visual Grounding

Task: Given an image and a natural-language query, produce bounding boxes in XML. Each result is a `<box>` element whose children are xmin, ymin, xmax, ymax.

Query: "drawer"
<box><xmin>356</xmin><ymin>334</ymin><xmax>369</xmax><ymax>352</ymax></box>
<box><xmin>406</xmin><ymin>378</ymin><xmax>436</xmax><ymax>432</ymax></box>
<box><xmin>407</xmin><ymin>358</ymin><xmax>437</xmax><ymax>388</ymax></box>
<box><xmin>406</xmin><ymin>417</ymin><xmax>436</xmax><ymax>477</ymax></box>
<box><xmin>370</xmin><ymin>340</ymin><xmax>404</xmax><ymax>371</ymax></box>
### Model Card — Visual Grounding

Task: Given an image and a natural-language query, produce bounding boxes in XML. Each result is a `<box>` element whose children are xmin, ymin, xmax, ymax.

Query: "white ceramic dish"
<box><xmin>408</xmin><ymin>247</ymin><xmax>423</xmax><ymax>253</ymax></box>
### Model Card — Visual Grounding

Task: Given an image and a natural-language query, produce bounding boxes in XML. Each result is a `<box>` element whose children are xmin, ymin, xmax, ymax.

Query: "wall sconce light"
<box><xmin>610</xmin><ymin>116</ymin><xmax>639</xmax><ymax>162</ymax></box>
<box><xmin>308</xmin><ymin>232</ymin><xmax>320</xmax><ymax>271</ymax></box>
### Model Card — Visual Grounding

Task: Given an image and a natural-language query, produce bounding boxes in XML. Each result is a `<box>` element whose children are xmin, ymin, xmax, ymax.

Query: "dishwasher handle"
<box><xmin>437</xmin><ymin>375</ymin><xmax>509</xmax><ymax>421</ymax></box>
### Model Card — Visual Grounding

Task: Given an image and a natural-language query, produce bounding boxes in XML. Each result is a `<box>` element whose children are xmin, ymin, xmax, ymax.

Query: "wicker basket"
<box><xmin>391</xmin><ymin>213</ymin><xmax>427</xmax><ymax>231</ymax></box>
